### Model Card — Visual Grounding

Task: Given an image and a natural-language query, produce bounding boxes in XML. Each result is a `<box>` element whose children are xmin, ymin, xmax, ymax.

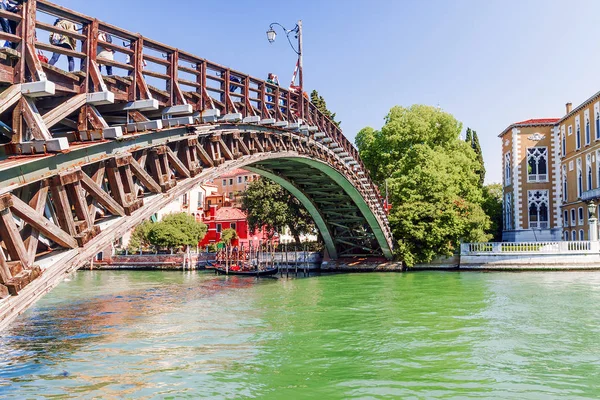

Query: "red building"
<box><xmin>199</xmin><ymin>205</ymin><xmax>272</xmax><ymax>248</ymax></box>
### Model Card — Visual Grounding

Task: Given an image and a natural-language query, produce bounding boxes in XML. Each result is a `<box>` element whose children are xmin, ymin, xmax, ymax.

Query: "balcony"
<box><xmin>581</xmin><ymin>188</ymin><xmax>600</xmax><ymax>202</ymax></box>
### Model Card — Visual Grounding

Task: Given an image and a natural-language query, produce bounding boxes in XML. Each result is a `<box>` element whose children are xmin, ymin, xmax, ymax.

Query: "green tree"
<box><xmin>465</xmin><ymin>127</ymin><xmax>473</xmax><ymax>145</ymax></box>
<box><xmin>310</xmin><ymin>90</ymin><xmax>341</xmax><ymax>127</ymax></box>
<box><xmin>221</xmin><ymin>228</ymin><xmax>238</xmax><ymax>245</ymax></box>
<box><xmin>465</xmin><ymin>127</ymin><xmax>486</xmax><ymax>187</ymax></box>
<box><xmin>127</xmin><ymin>220</ymin><xmax>153</xmax><ymax>253</ymax></box>
<box><xmin>241</xmin><ymin>178</ymin><xmax>314</xmax><ymax>245</ymax></box>
<box><xmin>147</xmin><ymin>213</ymin><xmax>207</xmax><ymax>251</ymax></box>
<box><xmin>356</xmin><ymin>105</ymin><xmax>491</xmax><ymax>266</ymax></box>
<box><xmin>472</xmin><ymin>131</ymin><xmax>486</xmax><ymax>187</ymax></box>
<box><xmin>481</xmin><ymin>183</ymin><xmax>503</xmax><ymax>241</ymax></box>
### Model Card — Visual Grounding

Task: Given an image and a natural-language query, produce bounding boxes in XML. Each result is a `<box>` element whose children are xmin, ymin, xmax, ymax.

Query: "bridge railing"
<box><xmin>461</xmin><ymin>241</ymin><xmax>600</xmax><ymax>255</ymax></box>
<box><xmin>0</xmin><ymin>0</ymin><xmax>385</xmax><ymax>211</ymax></box>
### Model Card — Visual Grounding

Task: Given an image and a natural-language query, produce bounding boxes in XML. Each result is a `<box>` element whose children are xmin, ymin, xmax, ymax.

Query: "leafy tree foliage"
<box><xmin>465</xmin><ymin>127</ymin><xmax>486</xmax><ymax>187</ymax></box>
<box><xmin>356</xmin><ymin>105</ymin><xmax>491</xmax><ymax>266</ymax></box>
<box><xmin>310</xmin><ymin>90</ymin><xmax>340</xmax><ymax>127</ymax></box>
<box><xmin>127</xmin><ymin>220</ymin><xmax>153</xmax><ymax>252</ymax></box>
<box><xmin>221</xmin><ymin>228</ymin><xmax>238</xmax><ymax>245</ymax></box>
<box><xmin>481</xmin><ymin>183</ymin><xmax>503</xmax><ymax>241</ymax></box>
<box><xmin>147</xmin><ymin>213</ymin><xmax>207</xmax><ymax>250</ymax></box>
<box><xmin>241</xmin><ymin>178</ymin><xmax>314</xmax><ymax>244</ymax></box>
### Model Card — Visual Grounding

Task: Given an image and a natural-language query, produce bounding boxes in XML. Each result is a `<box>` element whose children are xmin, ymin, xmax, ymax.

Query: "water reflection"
<box><xmin>1</xmin><ymin>271</ymin><xmax>600</xmax><ymax>398</ymax></box>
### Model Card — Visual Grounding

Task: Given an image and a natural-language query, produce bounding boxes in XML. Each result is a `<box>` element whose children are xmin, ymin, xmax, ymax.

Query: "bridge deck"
<box><xmin>0</xmin><ymin>0</ymin><xmax>394</xmax><ymax>329</ymax></box>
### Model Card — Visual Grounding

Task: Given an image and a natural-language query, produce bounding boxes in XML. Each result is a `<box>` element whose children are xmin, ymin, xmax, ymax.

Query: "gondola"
<box><xmin>215</xmin><ymin>265</ymin><xmax>279</xmax><ymax>276</ymax></box>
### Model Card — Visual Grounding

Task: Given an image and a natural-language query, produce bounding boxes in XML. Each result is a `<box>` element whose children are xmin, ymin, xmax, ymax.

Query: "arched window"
<box><xmin>579</xmin><ymin>207</ymin><xmax>584</xmax><ymax>225</ymax></box>
<box><xmin>504</xmin><ymin>193</ymin><xmax>512</xmax><ymax>230</ymax></box>
<box><xmin>504</xmin><ymin>152</ymin><xmax>511</xmax><ymax>187</ymax></box>
<box><xmin>564</xmin><ymin>210</ymin><xmax>569</xmax><ymax>227</ymax></box>
<box><xmin>577</xmin><ymin>158</ymin><xmax>583</xmax><ymax>198</ymax></box>
<box><xmin>587</xmin><ymin>154</ymin><xmax>593</xmax><ymax>191</ymax></box>
<box><xmin>572</xmin><ymin>230</ymin><xmax>577</xmax><ymax>241</ymax></box>
<box><xmin>564</xmin><ymin>231</ymin><xmax>569</xmax><ymax>241</ymax></box>
<box><xmin>596</xmin><ymin>112</ymin><xmax>600</xmax><ymax>140</ymax></box>
<box><xmin>561</xmin><ymin>129</ymin><xmax>566</xmax><ymax>157</ymax></box>
<box><xmin>527</xmin><ymin>147</ymin><xmax>548</xmax><ymax>182</ymax></box>
<box><xmin>528</xmin><ymin>190</ymin><xmax>549</xmax><ymax>229</ymax></box>
<box><xmin>563</xmin><ymin>165</ymin><xmax>568</xmax><ymax>201</ymax></box>
<box><xmin>586</xmin><ymin>119</ymin><xmax>591</xmax><ymax>145</ymax></box>
<box><xmin>576</xmin><ymin>119</ymin><xmax>581</xmax><ymax>149</ymax></box>
<box><xmin>580</xmin><ymin>230</ymin><xmax>585</xmax><ymax>241</ymax></box>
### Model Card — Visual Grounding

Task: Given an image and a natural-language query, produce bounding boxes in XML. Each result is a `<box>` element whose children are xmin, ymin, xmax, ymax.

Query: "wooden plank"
<box><xmin>23</xmin><ymin>185</ymin><xmax>48</xmax><ymax>266</ymax></box>
<box><xmin>49</xmin><ymin>181</ymin><xmax>77</xmax><ymax>236</ymax></box>
<box><xmin>21</xmin><ymin>97</ymin><xmax>52</xmax><ymax>141</ymax></box>
<box><xmin>165</xmin><ymin>146</ymin><xmax>190</xmax><ymax>178</ymax></box>
<box><xmin>66</xmin><ymin>181</ymin><xmax>93</xmax><ymax>230</ymax></box>
<box><xmin>80</xmin><ymin>171</ymin><xmax>125</xmax><ymax>217</ymax></box>
<box><xmin>0</xmin><ymin>84</ymin><xmax>22</xmax><ymax>116</ymax></box>
<box><xmin>0</xmin><ymin>209</ymin><xmax>30</xmax><ymax>267</ymax></box>
<box><xmin>35</xmin><ymin>42</ymin><xmax>86</xmax><ymax>59</ymax></box>
<box><xmin>0</xmin><ymin>247</ymin><xmax>12</xmax><ymax>284</ymax></box>
<box><xmin>9</xmin><ymin>194</ymin><xmax>78</xmax><ymax>249</ymax></box>
<box><xmin>106</xmin><ymin>165</ymin><xmax>127</xmax><ymax>206</ymax></box>
<box><xmin>42</xmin><ymin>93</ymin><xmax>86</xmax><ymax>128</ymax></box>
<box><xmin>129</xmin><ymin>156</ymin><xmax>161</xmax><ymax>193</ymax></box>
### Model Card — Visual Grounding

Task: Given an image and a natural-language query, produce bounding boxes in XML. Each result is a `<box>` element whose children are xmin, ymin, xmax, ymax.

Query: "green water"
<box><xmin>1</xmin><ymin>270</ymin><xmax>600</xmax><ymax>399</ymax></box>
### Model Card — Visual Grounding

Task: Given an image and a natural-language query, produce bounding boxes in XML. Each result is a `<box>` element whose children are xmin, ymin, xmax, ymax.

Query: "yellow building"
<box><xmin>501</xmin><ymin>91</ymin><xmax>600</xmax><ymax>241</ymax></box>
<box><xmin>499</xmin><ymin>119</ymin><xmax>561</xmax><ymax>241</ymax></box>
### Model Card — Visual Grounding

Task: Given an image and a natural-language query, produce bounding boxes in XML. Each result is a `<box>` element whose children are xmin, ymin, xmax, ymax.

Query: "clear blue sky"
<box><xmin>53</xmin><ymin>0</ymin><xmax>600</xmax><ymax>184</ymax></box>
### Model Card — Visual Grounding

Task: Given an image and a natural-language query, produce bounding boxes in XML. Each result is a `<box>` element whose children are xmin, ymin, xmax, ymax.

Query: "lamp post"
<box><xmin>266</xmin><ymin>21</ymin><xmax>303</xmax><ymax>92</ymax></box>
<box><xmin>588</xmin><ymin>201</ymin><xmax>598</xmax><ymax>241</ymax></box>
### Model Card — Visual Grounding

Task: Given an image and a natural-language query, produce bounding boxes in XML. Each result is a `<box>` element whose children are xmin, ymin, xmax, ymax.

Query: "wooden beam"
<box><xmin>42</xmin><ymin>93</ymin><xmax>86</xmax><ymax>128</ymax></box>
<box><xmin>195</xmin><ymin>143</ymin><xmax>214</xmax><ymax>168</ymax></box>
<box><xmin>106</xmin><ymin>164</ymin><xmax>127</xmax><ymax>206</ymax></box>
<box><xmin>21</xmin><ymin>97</ymin><xmax>52</xmax><ymax>140</ymax></box>
<box><xmin>0</xmin><ymin>208</ymin><xmax>29</xmax><ymax>267</ymax></box>
<box><xmin>9</xmin><ymin>194</ymin><xmax>78</xmax><ymax>249</ymax></box>
<box><xmin>165</xmin><ymin>146</ymin><xmax>190</xmax><ymax>178</ymax></box>
<box><xmin>80</xmin><ymin>171</ymin><xmax>125</xmax><ymax>217</ymax></box>
<box><xmin>0</xmin><ymin>247</ymin><xmax>12</xmax><ymax>285</ymax></box>
<box><xmin>23</xmin><ymin>185</ymin><xmax>48</xmax><ymax>266</ymax></box>
<box><xmin>49</xmin><ymin>180</ymin><xmax>76</xmax><ymax>236</ymax></box>
<box><xmin>129</xmin><ymin>156</ymin><xmax>161</xmax><ymax>193</ymax></box>
<box><xmin>0</xmin><ymin>84</ymin><xmax>22</xmax><ymax>116</ymax></box>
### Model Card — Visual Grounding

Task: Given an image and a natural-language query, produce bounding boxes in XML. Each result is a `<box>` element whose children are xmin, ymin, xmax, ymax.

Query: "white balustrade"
<box><xmin>461</xmin><ymin>241</ymin><xmax>598</xmax><ymax>255</ymax></box>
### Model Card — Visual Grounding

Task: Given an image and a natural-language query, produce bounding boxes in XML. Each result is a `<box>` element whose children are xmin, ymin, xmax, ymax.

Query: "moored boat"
<box><xmin>215</xmin><ymin>265</ymin><xmax>279</xmax><ymax>276</ymax></box>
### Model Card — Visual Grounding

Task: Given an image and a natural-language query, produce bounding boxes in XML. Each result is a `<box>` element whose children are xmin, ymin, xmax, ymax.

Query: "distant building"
<box><xmin>209</xmin><ymin>168</ymin><xmax>259</xmax><ymax>207</ymax></box>
<box><xmin>501</xmin><ymin>91</ymin><xmax>600</xmax><ymax>241</ymax></box>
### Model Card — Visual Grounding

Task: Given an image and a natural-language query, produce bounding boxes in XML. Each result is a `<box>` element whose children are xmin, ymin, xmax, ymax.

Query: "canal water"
<box><xmin>1</xmin><ymin>270</ymin><xmax>600</xmax><ymax>399</ymax></box>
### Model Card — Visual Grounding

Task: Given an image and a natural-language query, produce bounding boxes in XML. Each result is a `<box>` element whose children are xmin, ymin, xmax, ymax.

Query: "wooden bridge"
<box><xmin>0</xmin><ymin>0</ymin><xmax>393</xmax><ymax>329</ymax></box>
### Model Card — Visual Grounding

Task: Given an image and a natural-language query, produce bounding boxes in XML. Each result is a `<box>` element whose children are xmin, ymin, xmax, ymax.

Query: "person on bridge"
<box><xmin>266</xmin><ymin>73</ymin><xmax>279</xmax><ymax>109</ymax></box>
<box><xmin>48</xmin><ymin>19</ymin><xmax>78</xmax><ymax>72</ymax></box>
<box><xmin>0</xmin><ymin>0</ymin><xmax>19</xmax><ymax>49</ymax></box>
<box><xmin>97</xmin><ymin>31</ymin><xmax>115</xmax><ymax>76</ymax></box>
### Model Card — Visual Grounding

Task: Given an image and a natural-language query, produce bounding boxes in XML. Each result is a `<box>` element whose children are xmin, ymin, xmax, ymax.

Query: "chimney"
<box><xmin>566</xmin><ymin>102</ymin><xmax>572</xmax><ymax>114</ymax></box>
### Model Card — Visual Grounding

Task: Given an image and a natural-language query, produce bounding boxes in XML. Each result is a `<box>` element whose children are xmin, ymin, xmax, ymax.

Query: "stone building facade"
<box><xmin>501</xmin><ymin>90</ymin><xmax>600</xmax><ymax>241</ymax></box>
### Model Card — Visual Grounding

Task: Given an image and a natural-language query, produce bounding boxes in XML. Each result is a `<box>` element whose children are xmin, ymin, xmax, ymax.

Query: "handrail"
<box><xmin>17</xmin><ymin>0</ymin><xmax>386</xmax><ymax>212</ymax></box>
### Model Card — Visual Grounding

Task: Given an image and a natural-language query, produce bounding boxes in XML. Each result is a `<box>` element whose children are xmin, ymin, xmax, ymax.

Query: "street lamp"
<box><xmin>266</xmin><ymin>21</ymin><xmax>303</xmax><ymax>92</ymax></box>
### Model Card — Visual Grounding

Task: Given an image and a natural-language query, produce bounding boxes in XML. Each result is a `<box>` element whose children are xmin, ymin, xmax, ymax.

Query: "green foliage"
<box><xmin>127</xmin><ymin>220</ymin><xmax>153</xmax><ymax>252</ymax></box>
<box><xmin>221</xmin><ymin>228</ymin><xmax>238</xmax><ymax>245</ymax></box>
<box><xmin>465</xmin><ymin>127</ymin><xmax>473</xmax><ymax>145</ymax></box>
<box><xmin>481</xmin><ymin>183</ymin><xmax>503</xmax><ymax>241</ymax></box>
<box><xmin>241</xmin><ymin>178</ymin><xmax>314</xmax><ymax>245</ymax></box>
<box><xmin>310</xmin><ymin>90</ymin><xmax>340</xmax><ymax>127</ymax></box>
<box><xmin>356</xmin><ymin>105</ymin><xmax>491</xmax><ymax>266</ymax></box>
<box><xmin>465</xmin><ymin>127</ymin><xmax>486</xmax><ymax>187</ymax></box>
<box><xmin>472</xmin><ymin>131</ymin><xmax>486</xmax><ymax>187</ymax></box>
<box><xmin>207</xmin><ymin>243</ymin><xmax>218</xmax><ymax>252</ymax></box>
<box><xmin>147</xmin><ymin>213</ymin><xmax>207</xmax><ymax>250</ymax></box>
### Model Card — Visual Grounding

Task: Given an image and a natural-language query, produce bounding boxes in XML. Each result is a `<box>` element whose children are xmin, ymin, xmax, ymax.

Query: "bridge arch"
<box><xmin>0</xmin><ymin>0</ymin><xmax>393</xmax><ymax>329</ymax></box>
